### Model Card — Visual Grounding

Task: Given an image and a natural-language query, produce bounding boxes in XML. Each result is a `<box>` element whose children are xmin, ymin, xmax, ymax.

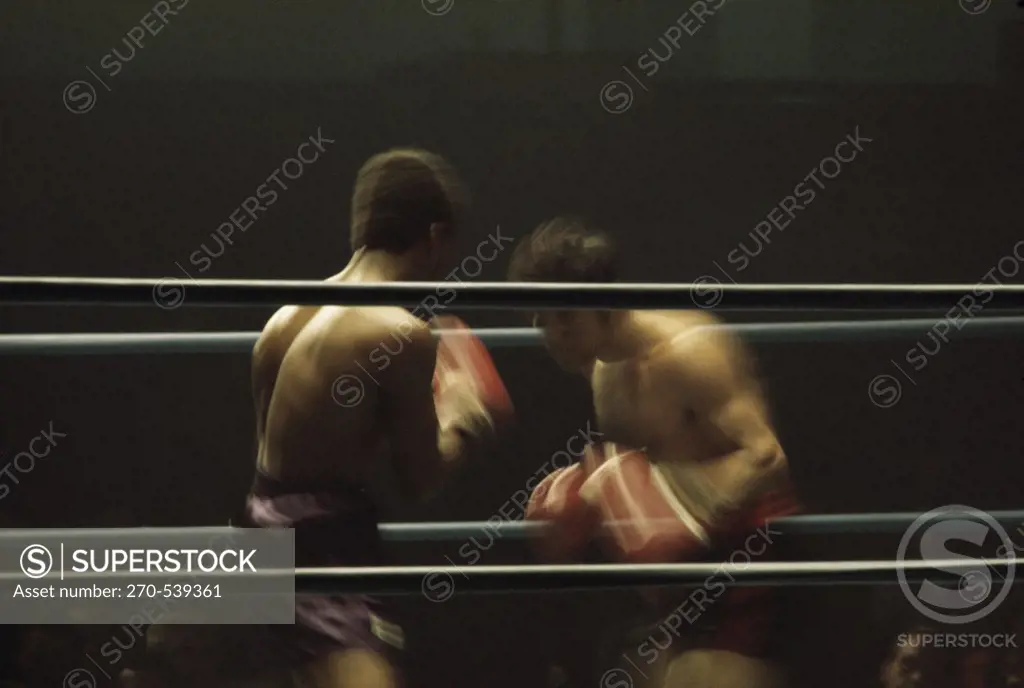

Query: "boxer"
<box><xmin>244</xmin><ymin>149</ymin><xmax>508</xmax><ymax>688</ymax></box>
<box><xmin>514</xmin><ymin>217</ymin><xmax>799</xmax><ymax>688</ymax></box>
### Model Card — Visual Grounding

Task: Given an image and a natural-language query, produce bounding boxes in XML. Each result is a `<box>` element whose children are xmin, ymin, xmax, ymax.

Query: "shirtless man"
<box><xmin>244</xmin><ymin>149</ymin><xmax>504</xmax><ymax>688</ymax></box>
<box><xmin>514</xmin><ymin>217</ymin><xmax>799</xmax><ymax>688</ymax></box>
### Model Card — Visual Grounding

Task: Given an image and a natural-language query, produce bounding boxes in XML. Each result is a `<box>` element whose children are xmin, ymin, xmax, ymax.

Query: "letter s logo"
<box><xmin>896</xmin><ymin>505</ymin><xmax>1015</xmax><ymax>625</ymax></box>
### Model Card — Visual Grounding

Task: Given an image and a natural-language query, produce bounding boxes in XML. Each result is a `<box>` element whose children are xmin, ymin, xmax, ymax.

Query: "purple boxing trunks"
<box><xmin>242</xmin><ymin>470</ymin><xmax>404</xmax><ymax>666</ymax></box>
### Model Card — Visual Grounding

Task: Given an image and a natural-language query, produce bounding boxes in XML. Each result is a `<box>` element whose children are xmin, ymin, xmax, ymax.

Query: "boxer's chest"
<box><xmin>592</xmin><ymin>359</ymin><xmax>698</xmax><ymax>454</ymax></box>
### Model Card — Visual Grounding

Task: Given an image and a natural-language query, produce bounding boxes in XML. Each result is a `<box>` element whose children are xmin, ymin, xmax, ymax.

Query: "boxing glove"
<box><xmin>580</xmin><ymin>443</ymin><xmax>712</xmax><ymax>564</ymax></box>
<box><xmin>432</xmin><ymin>316</ymin><xmax>513</xmax><ymax>438</ymax></box>
<box><xmin>526</xmin><ymin>464</ymin><xmax>600</xmax><ymax>561</ymax></box>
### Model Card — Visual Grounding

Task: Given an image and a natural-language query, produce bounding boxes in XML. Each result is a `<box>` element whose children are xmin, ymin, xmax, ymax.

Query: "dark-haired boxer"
<box><xmin>245</xmin><ymin>149</ymin><xmax>510</xmax><ymax>688</ymax></box>
<box><xmin>517</xmin><ymin>218</ymin><xmax>799</xmax><ymax>688</ymax></box>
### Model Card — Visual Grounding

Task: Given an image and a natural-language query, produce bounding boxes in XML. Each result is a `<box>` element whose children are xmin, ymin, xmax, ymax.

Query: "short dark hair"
<box><xmin>506</xmin><ymin>217</ymin><xmax>618</xmax><ymax>283</ymax></box>
<box><xmin>350</xmin><ymin>148</ymin><xmax>467</xmax><ymax>253</ymax></box>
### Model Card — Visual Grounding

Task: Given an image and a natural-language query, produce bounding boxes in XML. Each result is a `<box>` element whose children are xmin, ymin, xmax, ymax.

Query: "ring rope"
<box><xmin>292</xmin><ymin>558</ymin><xmax>1018</xmax><ymax>594</ymax></box>
<box><xmin>2</xmin><ymin>559</ymin><xmax>1013</xmax><ymax>593</ymax></box>
<box><xmin>2</xmin><ymin>511</ymin><xmax>1020</xmax><ymax>541</ymax></box>
<box><xmin>376</xmin><ymin>510</ymin><xmax>1024</xmax><ymax>541</ymax></box>
<box><xmin>3</xmin><ymin>276</ymin><xmax>1024</xmax><ymax>309</ymax></box>
<box><xmin>3</xmin><ymin>316</ymin><xmax>1024</xmax><ymax>355</ymax></box>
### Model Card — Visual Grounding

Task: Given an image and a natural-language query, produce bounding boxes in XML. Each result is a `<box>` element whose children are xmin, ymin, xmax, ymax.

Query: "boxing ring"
<box><xmin>2</xmin><ymin>275</ymin><xmax>1022</xmax><ymax>597</ymax></box>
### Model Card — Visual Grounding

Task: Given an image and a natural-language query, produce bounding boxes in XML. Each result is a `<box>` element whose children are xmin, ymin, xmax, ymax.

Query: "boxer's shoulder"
<box><xmin>645</xmin><ymin>309</ymin><xmax>723</xmax><ymax>336</ymax></box>
<box><xmin>295</xmin><ymin>309</ymin><xmax>437</xmax><ymax>387</ymax></box>
<box><xmin>256</xmin><ymin>305</ymin><xmax>315</xmax><ymax>347</ymax></box>
<box><xmin>323</xmin><ymin>307</ymin><xmax>433</xmax><ymax>348</ymax></box>
<box><xmin>630</xmin><ymin>311</ymin><xmax>728</xmax><ymax>367</ymax></box>
<box><xmin>254</xmin><ymin>306</ymin><xmax>321</xmax><ymax>375</ymax></box>
<box><xmin>644</xmin><ymin>336</ymin><xmax>728</xmax><ymax>389</ymax></box>
<box><xmin>360</xmin><ymin>306</ymin><xmax>430</xmax><ymax>333</ymax></box>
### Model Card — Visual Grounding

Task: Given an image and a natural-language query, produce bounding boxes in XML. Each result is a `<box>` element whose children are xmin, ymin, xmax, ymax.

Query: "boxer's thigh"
<box><xmin>663</xmin><ymin>649</ymin><xmax>785</xmax><ymax>688</ymax></box>
<box><xmin>305</xmin><ymin>649</ymin><xmax>398</xmax><ymax>688</ymax></box>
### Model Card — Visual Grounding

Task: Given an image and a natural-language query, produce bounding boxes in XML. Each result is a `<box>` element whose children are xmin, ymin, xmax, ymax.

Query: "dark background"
<box><xmin>1</xmin><ymin>1</ymin><xmax>1022</xmax><ymax>686</ymax></box>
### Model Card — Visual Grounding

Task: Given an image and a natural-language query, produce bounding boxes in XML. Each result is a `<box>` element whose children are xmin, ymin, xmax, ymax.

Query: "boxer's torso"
<box><xmin>590</xmin><ymin>310</ymin><xmax>785</xmax><ymax>523</ymax></box>
<box><xmin>253</xmin><ymin>294</ymin><xmax>421</xmax><ymax>489</ymax></box>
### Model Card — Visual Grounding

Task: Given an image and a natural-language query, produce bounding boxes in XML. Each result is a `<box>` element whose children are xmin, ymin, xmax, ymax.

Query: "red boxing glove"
<box><xmin>526</xmin><ymin>465</ymin><xmax>599</xmax><ymax>561</ymax></box>
<box><xmin>580</xmin><ymin>443</ymin><xmax>711</xmax><ymax>564</ymax></box>
<box><xmin>432</xmin><ymin>316</ymin><xmax>513</xmax><ymax>432</ymax></box>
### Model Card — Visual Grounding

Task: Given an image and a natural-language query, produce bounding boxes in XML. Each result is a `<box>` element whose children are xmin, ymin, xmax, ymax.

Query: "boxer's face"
<box><xmin>533</xmin><ymin>311</ymin><xmax>604</xmax><ymax>372</ymax></box>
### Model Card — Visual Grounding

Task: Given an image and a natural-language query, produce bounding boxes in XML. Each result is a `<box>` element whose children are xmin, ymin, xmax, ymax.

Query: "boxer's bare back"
<box><xmin>252</xmin><ymin>271</ymin><xmax>443</xmax><ymax>498</ymax></box>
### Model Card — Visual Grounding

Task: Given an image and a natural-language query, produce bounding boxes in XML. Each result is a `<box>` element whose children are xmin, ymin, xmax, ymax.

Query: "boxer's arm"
<box><xmin>659</xmin><ymin>336</ymin><xmax>787</xmax><ymax>519</ymax></box>
<box><xmin>382</xmin><ymin>322</ymin><xmax>467</xmax><ymax>501</ymax></box>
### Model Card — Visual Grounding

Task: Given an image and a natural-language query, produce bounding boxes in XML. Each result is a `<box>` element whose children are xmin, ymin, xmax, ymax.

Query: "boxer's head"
<box><xmin>507</xmin><ymin>217</ymin><xmax>620</xmax><ymax>371</ymax></box>
<box><xmin>351</xmin><ymin>148</ymin><xmax>467</xmax><ymax>280</ymax></box>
